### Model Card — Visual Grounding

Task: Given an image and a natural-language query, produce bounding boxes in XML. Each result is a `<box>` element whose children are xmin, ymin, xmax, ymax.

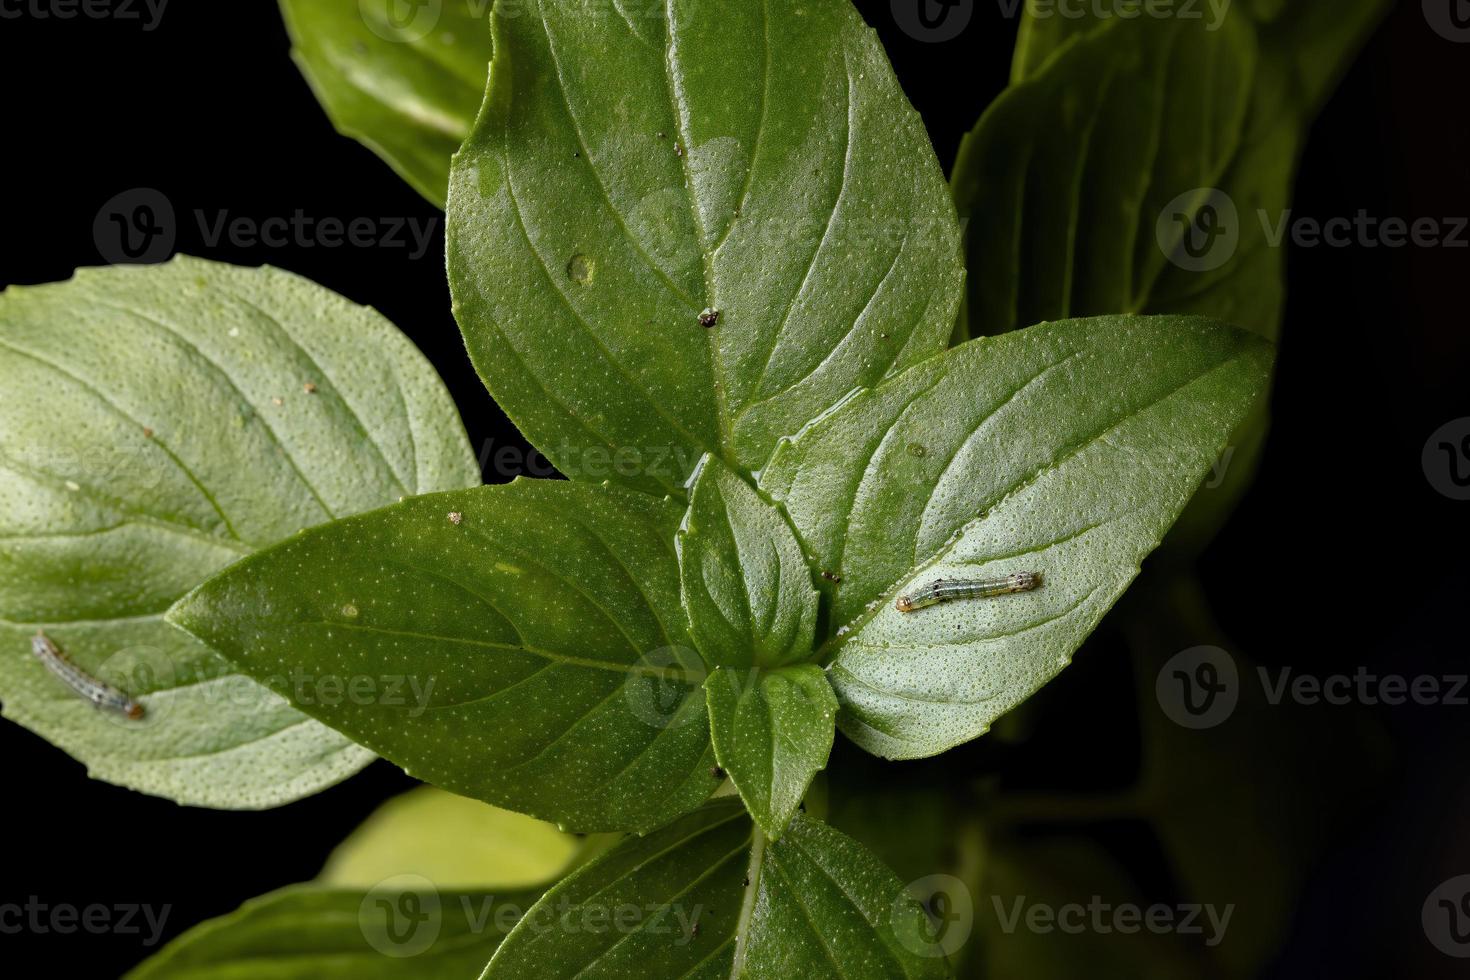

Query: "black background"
<box><xmin>0</xmin><ymin>1</ymin><xmax>1466</xmax><ymax>977</ymax></box>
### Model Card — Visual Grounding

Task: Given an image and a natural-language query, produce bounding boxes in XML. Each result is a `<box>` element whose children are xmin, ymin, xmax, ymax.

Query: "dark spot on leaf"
<box><xmin>821</xmin><ymin>570</ymin><xmax>842</xmax><ymax>583</ymax></box>
<box><xmin>698</xmin><ymin>308</ymin><xmax>720</xmax><ymax>328</ymax></box>
<box><xmin>711</xmin><ymin>766</ymin><xmax>725</xmax><ymax>779</ymax></box>
<box><xmin>567</xmin><ymin>254</ymin><xmax>594</xmax><ymax>284</ymax></box>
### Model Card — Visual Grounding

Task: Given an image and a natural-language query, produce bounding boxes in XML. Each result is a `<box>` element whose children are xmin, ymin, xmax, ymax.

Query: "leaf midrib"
<box><xmin>817</xmin><ymin>349</ymin><xmax>1250</xmax><ymax>662</ymax></box>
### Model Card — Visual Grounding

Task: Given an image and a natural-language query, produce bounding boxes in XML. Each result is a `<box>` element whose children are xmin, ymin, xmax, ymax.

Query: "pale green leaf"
<box><xmin>319</xmin><ymin>786</ymin><xmax>600</xmax><ymax>891</ymax></box>
<box><xmin>0</xmin><ymin>256</ymin><xmax>478</xmax><ymax>807</ymax></box>
<box><xmin>760</xmin><ymin>315</ymin><xmax>1271</xmax><ymax>758</ymax></box>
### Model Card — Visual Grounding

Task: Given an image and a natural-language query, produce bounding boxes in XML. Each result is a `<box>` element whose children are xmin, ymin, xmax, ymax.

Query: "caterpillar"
<box><xmin>30</xmin><ymin>632</ymin><xmax>145</xmax><ymax>720</ymax></box>
<box><xmin>895</xmin><ymin>572</ymin><xmax>1043</xmax><ymax>613</ymax></box>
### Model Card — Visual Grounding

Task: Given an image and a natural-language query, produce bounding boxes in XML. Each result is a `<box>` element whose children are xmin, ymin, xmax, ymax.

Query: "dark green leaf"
<box><xmin>125</xmin><ymin>885</ymin><xmax>540</xmax><ymax>979</ymax></box>
<box><xmin>679</xmin><ymin>457</ymin><xmax>819</xmax><ymax>670</ymax></box>
<box><xmin>760</xmin><ymin>315</ymin><xmax>1271</xmax><ymax>758</ymax></box>
<box><xmin>281</xmin><ymin>0</ymin><xmax>494</xmax><ymax>207</ymax></box>
<box><xmin>484</xmin><ymin>798</ymin><xmax>950</xmax><ymax>979</ymax></box>
<box><xmin>955</xmin><ymin>15</ymin><xmax>1259</xmax><ymax>337</ymax></box>
<box><xmin>960</xmin><ymin>1</ymin><xmax>1383</xmax><ymax>551</ymax></box>
<box><xmin>705</xmin><ymin>664</ymin><xmax>837</xmax><ymax>839</ymax></box>
<box><xmin>0</xmin><ymin>256</ymin><xmax>477</xmax><ymax>807</ymax></box>
<box><xmin>960</xmin><ymin>0</ymin><xmax>1388</xmax><ymax>341</ymax></box>
<box><xmin>447</xmin><ymin>0</ymin><xmax>964</xmax><ymax>495</ymax></box>
<box><xmin>169</xmin><ymin>479</ymin><xmax>720</xmax><ymax>832</ymax></box>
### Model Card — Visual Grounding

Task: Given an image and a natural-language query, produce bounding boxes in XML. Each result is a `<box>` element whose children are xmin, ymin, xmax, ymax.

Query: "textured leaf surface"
<box><xmin>447</xmin><ymin>0</ymin><xmax>964</xmax><ymax>494</ymax></box>
<box><xmin>170</xmin><ymin>479</ymin><xmax>721</xmax><ymax>833</ymax></box>
<box><xmin>483</xmin><ymin>798</ymin><xmax>949</xmax><ymax>979</ymax></box>
<box><xmin>705</xmin><ymin>664</ymin><xmax>837</xmax><ymax>839</ymax></box>
<box><xmin>955</xmin><ymin>15</ymin><xmax>1259</xmax><ymax>337</ymax></box>
<box><xmin>281</xmin><ymin>0</ymin><xmax>494</xmax><ymax>206</ymax></box>
<box><xmin>959</xmin><ymin>0</ymin><xmax>1388</xmax><ymax>341</ymax></box>
<box><xmin>760</xmin><ymin>315</ymin><xmax>1272</xmax><ymax>758</ymax></box>
<box><xmin>0</xmin><ymin>256</ymin><xmax>477</xmax><ymax>807</ymax></box>
<box><xmin>126</xmin><ymin>885</ymin><xmax>538</xmax><ymax>979</ymax></box>
<box><xmin>678</xmin><ymin>457</ymin><xmax>819</xmax><ymax>670</ymax></box>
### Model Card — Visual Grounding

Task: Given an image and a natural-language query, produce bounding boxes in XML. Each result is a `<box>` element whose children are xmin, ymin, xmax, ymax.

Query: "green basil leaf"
<box><xmin>705</xmin><ymin>664</ymin><xmax>837</xmax><ymax>840</ymax></box>
<box><xmin>960</xmin><ymin>1</ymin><xmax>1383</xmax><ymax>554</ymax></box>
<box><xmin>319</xmin><ymin>786</ymin><xmax>602</xmax><ymax>891</ymax></box>
<box><xmin>484</xmin><ymin>797</ymin><xmax>950</xmax><ymax>979</ymax></box>
<box><xmin>760</xmin><ymin>315</ymin><xmax>1271</xmax><ymax>758</ymax></box>
<box><xmin>955</xmin><ymin>15</ymin><xmax>1259</xmax><ymax>338</ymax></box>
<box><xmin>679</xmin><ymin>457</ymin><xmax>819</xmax><ymax>670</ymax></box>
<box><xmin>169</xmin><ymin>479</ymin><xmax>722</xmax><ymax>833</ymax></box>
<box><xmin>125</xmin><ymin>885</ymin><xmax>540</xmax><ymax>979</ymax></box>
<box><xmin>0</xmin><ymin>256</ymin><xmax>478</xmax><ymax>807</ymax></box>
<box><xmin>960</xmin><ymin>0</ymin><xmax>1388</xmax><ymax>341</ymax></box>
<box><xmin>447</xmin><ymin>0</ymin><xmax>964</xmax><ymax>495</ymax></box>
<box><xmin>281</xmin><ymin>0</ymin><xmax>494</xmax><ymax>207</ymax></box>
<box><xmin>1011</xmin><ymin>0</ymin><xmax>1384</xmax><ymax>111</ymax></box>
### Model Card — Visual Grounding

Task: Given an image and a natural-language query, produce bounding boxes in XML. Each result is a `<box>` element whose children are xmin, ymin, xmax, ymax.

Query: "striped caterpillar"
<box><xmin>30</xmin><ymin>632</ymin><xmax>145</xmax><ymax>720</ymax></box>
<box><xmin>895</xmin><ymin>572</ymin><xmax>1043</xmax><ymax>613</ymax></box>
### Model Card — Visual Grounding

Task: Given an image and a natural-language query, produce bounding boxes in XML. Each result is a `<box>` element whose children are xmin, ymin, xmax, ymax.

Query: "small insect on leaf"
<box><xmin>698</xmin><ymin>308</ymin><xmax>721</xmax><ymax>328</ymax></box>
<box><xmin>30</xmin><ymin>632</ymin><xmax>145</xmax><ymax>720</ymax></box>
<box><xmin>895</xmin><ymin>571</ymin><xmax>1043</xmax><ymax>612</ymax></box>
